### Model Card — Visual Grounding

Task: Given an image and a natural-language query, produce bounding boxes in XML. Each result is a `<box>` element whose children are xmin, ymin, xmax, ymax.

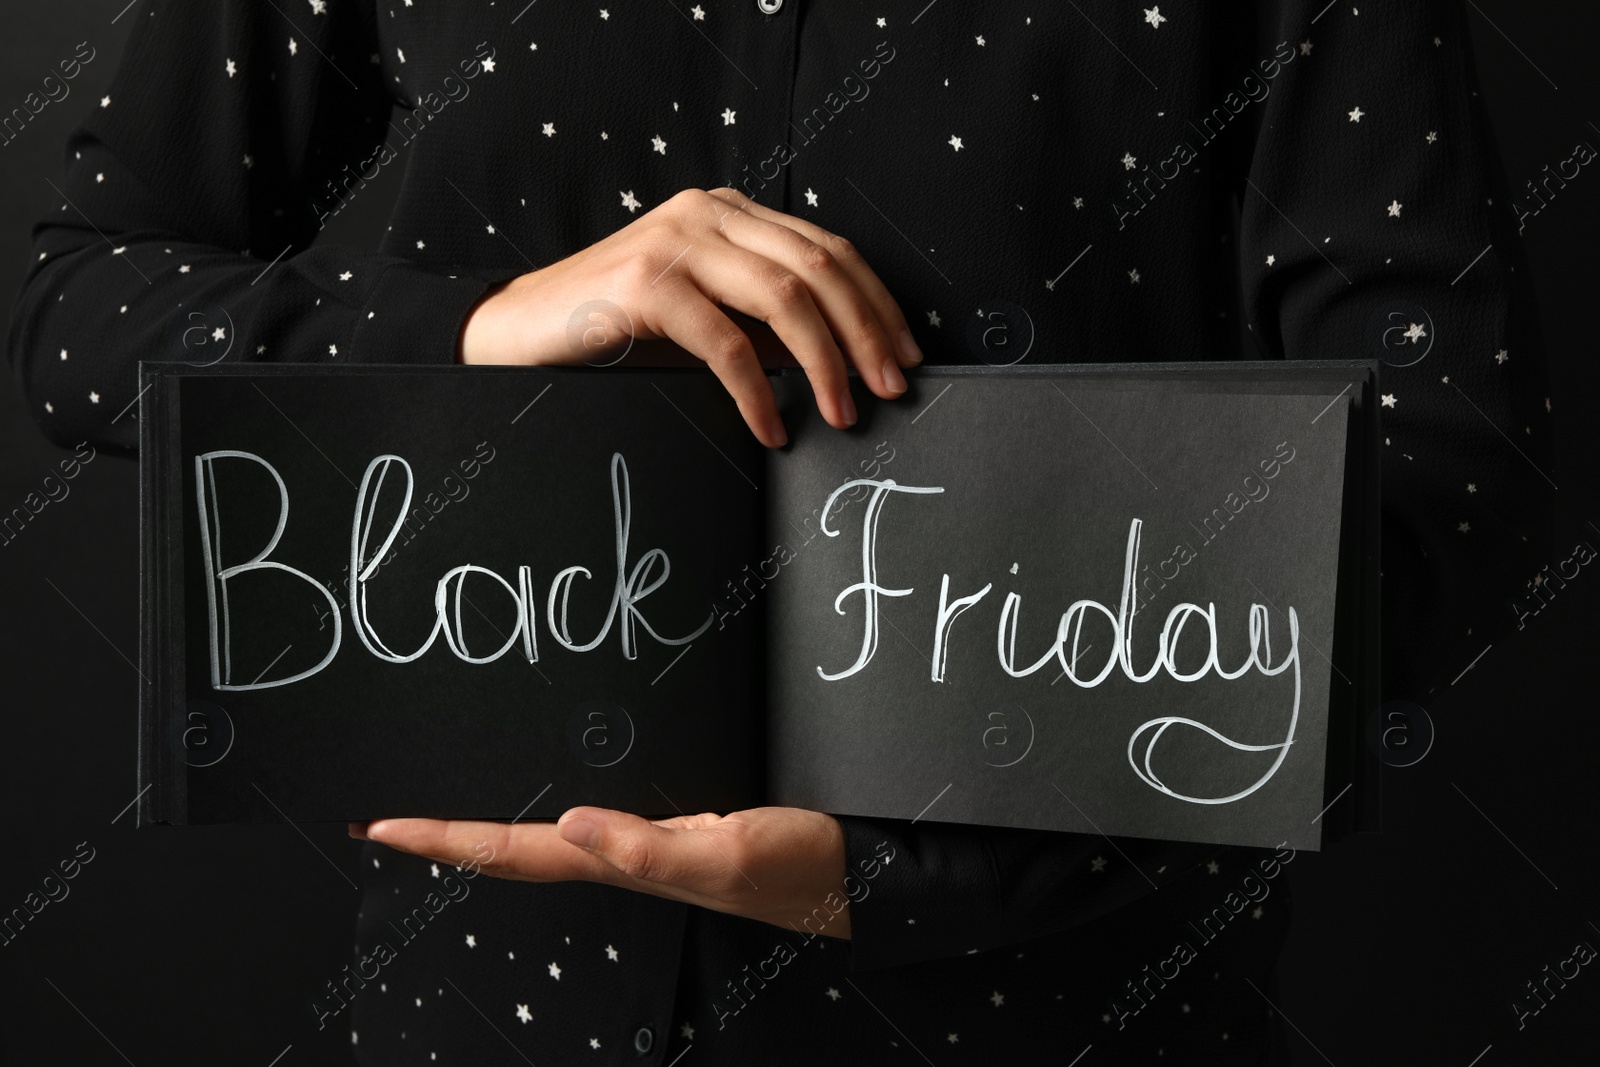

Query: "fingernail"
<box><xmin>839</xmin><ymin>388</ymin><xmax>858</xmax><ymax>426</ymax></box>
<box><xmin>347</xmin><ymin>822</ymin><xmax>369</xmax><ymax>841</ymax></box>
<box><xmin>898</xmin><ymin>328</ymin><xmax>923</xmax><ymax>366</ymax></box>
<box><xmin>365</xmin><ymin>820</ymin><xmax>391</xmax><ymax>842</ymax></box>
<box><xmin>767</xmin><ymin>414</ymin><xmax>789</xmax><ymax>448</ymax></box>
<box><xmin>882</xmin><ymin>358</ymin><xmax>907</xmax><ymax>396</ymax></box>
<box><xmin>559</xmin><ymin>816</ymin><xmax>600</xmax><ymax>850</ymax></box>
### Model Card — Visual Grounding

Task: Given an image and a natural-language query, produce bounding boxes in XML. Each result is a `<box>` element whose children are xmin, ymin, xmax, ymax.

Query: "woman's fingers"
<box><xmin>706</xmin><ymin>188</ymin><xmax>922</xmax><ymax>379</ymax></box>
<box><xmin>674</xmin><ymin>240</ymin><xmax>859</xmax><ymax>430</ymax></box>
<box><xmin>459</xmin><ymin>185</ymin><xmax>924</xmax><ymax>448</ymax></box>
<box><xmin>641</xmin><ymin>278</ymin><xmax>789</xmax><ymax>446</ymax></box>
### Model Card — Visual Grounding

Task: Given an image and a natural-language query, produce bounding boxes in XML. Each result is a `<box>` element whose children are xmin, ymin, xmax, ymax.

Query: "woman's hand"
<box><xmin>353</xmin><ymin>805</ymin><xmax>853</xmax><ymax>939</ymax></box>
<box><xmin>457</xmin><ymin>186</ymin><xmax>922</xmax><ymax>448</ymax></box>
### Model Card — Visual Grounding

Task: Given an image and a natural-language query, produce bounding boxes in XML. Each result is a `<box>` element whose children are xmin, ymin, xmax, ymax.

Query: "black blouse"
<box><xmin>7</xmin><ymin>1</ymin><xmax>1555</xmax><ymax>1063</ymax></box>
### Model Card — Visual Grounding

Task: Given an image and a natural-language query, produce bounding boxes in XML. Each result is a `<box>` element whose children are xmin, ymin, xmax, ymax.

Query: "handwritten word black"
<box><xmin>194</xmin><ymin>449</ymin><xmax>710</xmax><ymax>690</ymax></box>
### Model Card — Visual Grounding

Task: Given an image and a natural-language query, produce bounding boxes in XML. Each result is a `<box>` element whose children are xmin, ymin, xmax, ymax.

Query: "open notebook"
<box><xmin>138</xmin><ymin>362</ymin><xmax>1380</xmax><ymax>850</ymax></box>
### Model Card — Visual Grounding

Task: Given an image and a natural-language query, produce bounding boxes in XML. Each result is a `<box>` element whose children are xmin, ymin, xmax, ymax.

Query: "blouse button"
<box><xmin>633</xmin><ymin>1026</ymin><xmax>655</xmax><ymax>1055</ymax></box>
<box><xmin>757</xmin><ymin>0</ymin><xmax>783</xmax><ymax>13</ymax></box>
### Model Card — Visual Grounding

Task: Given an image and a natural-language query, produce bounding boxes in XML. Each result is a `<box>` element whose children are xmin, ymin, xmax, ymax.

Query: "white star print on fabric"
<box><xmin>975</xmin><ymin>35</ymin><xmax>985</xmax><ymax>47</ymax></box>
<box><xmin>1387</xmin><ymin>199</ymin><xmax>1402</xmax><ymax>217</ymax></box>
<box><xmin>100</xmin><ymin>95</ymin><xmax>110</xmax><ymax>107</ymax></box>
<box><xmin>1206</xmin><ymin>860</ymin><xmax>1220</xmax><ymax>874</ymax></box>
<box><xmin>288</xmin><ymin>38</ymin><xmax>298</xmax><ymax>56</ymax></box>
<box><xmin>59</xmin><ymin>349</ymin><xmax>68</xmax><ymax>360</ymax></box>
<box><xmin>1458</xmin><ymin>521</ymin><xmax>1471</xmax><ymax>533</ymax></box>
<box><xmin>17</xmin><ymin>9</ymin><xmax>1556</xmax><ymax>1062</ymax></box>
<box><xmin>589</xmin><ymin>1038</ymin><xmax>601</xmax><ymax>1049</ymax></box>
<box><xmin>1381</xmin><ymin>393</ymin><xmax>1397</xmax><ymax>408</ymax></box>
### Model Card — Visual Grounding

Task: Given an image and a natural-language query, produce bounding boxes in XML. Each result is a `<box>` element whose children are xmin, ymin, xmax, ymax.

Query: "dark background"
<box><xmin>2</xmin><ymin>3</ymin><xmax>1595</xmax><ymax>1064</ymax></box>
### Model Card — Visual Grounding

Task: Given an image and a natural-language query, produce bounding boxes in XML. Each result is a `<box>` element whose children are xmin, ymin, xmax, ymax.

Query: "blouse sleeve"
<box><xmin>1238</xmin><ymin>0</ymin><xmax>1558</xmax><ymax>703</ymax></box>
<box><xmin>5</xmin><ymin>0</ymin><xmax>515</xmax><ymax>456</ymax></box>
<box><xmin>839</xmin><ymin>0</ymin><xmax>1558</xmax><ymax>973</ymax></box>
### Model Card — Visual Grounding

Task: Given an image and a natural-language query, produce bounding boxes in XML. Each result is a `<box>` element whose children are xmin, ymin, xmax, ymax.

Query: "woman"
<box><xmin>7</xmin><ymin>1</ymin><xmax>1552</xmax><ymax>1062</ymax></box>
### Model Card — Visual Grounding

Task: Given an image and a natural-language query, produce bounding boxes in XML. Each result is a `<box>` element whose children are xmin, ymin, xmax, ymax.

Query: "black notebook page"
<box><xmin>762</xmin><ymin>368</ymin><xmax>1354</xmax><ymax>851</ymax></box>
<box><xmin>152</xmin><ymin>367</ymin><xmax>765</xmax><ymax>823</ymax></box>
